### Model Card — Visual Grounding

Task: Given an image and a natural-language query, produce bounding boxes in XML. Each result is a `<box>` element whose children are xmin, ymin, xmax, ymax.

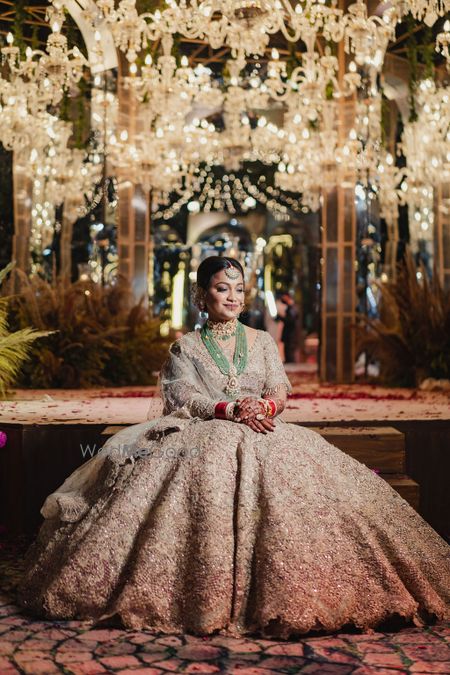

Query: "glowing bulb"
<box><xmin>271</xmin><ymin>48</ymin><xmax>279</xmax><ymax>61</ymax></box>
<box><xmin>6</xmin><ymin>32</ymin><xmax>13</xmax><ymax>45</ymax></box>
<box><xmin>181</xmin><ymin>55</ymin><xmax>189</xmax><ymax>67</ymax></box>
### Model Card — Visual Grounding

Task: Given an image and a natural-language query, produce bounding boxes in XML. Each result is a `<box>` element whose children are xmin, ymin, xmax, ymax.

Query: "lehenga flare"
<box><xmin>17</xmin><ymin>329</ymin><xmax>450</xmax><ymax>639</ymax></box>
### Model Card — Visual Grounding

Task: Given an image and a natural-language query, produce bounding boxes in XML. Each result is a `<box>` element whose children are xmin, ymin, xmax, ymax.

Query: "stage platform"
<box><xmin>1</xmin><ymin>384</ymin><xmax>449</xmax><ymax>537</ymax></box>
<box><xmin>1</xmin><ymin>382</ymin><xmax>449</xmax><ymax>425</ymax></box>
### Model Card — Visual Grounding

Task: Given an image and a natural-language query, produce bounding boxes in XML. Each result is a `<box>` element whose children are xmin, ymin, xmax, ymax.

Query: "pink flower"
<box><xmin>0</xmin><ymin>431</ymin><xmax>7</xmax><ymax>448</ymax></box>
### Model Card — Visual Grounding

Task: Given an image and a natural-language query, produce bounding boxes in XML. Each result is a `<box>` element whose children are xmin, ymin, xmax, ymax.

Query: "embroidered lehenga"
<box><xmin>17</xmin><ymin>328</ymin><xmax>450</xmax><ymax>638</ymax></box>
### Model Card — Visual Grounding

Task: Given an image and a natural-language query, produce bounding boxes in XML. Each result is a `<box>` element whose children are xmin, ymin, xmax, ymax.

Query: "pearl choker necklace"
<box><xmin>206</xmin><ymin>318</ymin><xmax>238</xmax><ymax>340</ymax></box>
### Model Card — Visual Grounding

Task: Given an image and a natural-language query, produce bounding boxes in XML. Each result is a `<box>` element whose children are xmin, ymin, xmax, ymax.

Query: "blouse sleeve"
<box><xmin>261</xmin><ymin>331</ymin><xmax>292</xmax><ymax>396</ymax></box>
<box><xmin>159</xmin><ymin>339</ymin><xmax>220</xmax><ymax>420</ymax></box>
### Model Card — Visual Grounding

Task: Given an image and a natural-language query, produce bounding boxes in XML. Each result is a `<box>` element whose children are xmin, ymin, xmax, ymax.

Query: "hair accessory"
<box><xmin>224</xmin><ymin>263</ymin><xmax>241</xmax><ymax>280</ymax></box>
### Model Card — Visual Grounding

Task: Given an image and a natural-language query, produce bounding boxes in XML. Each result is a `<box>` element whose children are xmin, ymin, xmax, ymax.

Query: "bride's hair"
<box><xmin>197</xmin><ymin>256</ymin><xmax>244</xmax><ymax>290</ymax></box>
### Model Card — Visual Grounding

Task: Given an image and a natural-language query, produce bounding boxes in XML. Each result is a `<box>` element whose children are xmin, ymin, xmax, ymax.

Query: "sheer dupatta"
<box><xmin>39</xmin><ymin>335</ymin><xmax>224</xmax><ymax>523</ymax></box>
<box><xmin>39</xmin><ymin>329</ymin><xmax>291</xmax><ymax>523</ymax></box>
<box><xmin>158</xmin><ymin>338</ymin><xmax>236</xmax><ymax>419</ymax></box>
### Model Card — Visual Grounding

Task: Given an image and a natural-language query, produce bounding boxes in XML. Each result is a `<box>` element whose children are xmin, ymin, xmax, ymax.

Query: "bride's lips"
<box><xmin>224</xmin><ymin>305</ymin><xmax>239</xmax><ymax>309</ymax></box>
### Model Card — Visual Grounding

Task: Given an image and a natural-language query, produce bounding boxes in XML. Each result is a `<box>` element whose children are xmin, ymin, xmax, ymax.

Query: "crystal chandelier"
<box><xmin>125</xmin><ymin>35</ymin><xmax>223</xmax><ymax>119</ymax></box>
<box><xmin>98</xmin><ymin>0</ymin><xmax>304</xmax><ymax>61</ymax></box>
<box><xmin>109</xmin><ymin>113</ymin><xmax>217</xmax><ymax>198</ymax></box>
<box><xmin>436</xmin><ymin>20</ymin><xmax>450</xmax><ymax>68</ymax></box>
<box><xmin>339</xmin><ymin>0</ymin><xmax>397</xmax><ymax>69</ymax></box>
<box><xmin>265</xmin><ymin>33</ymin><xmax>360</xmax><ymax>117</ymax></box>
<box><xmin>376</xmin><ymin>151</ymin><xmax>405</xmax><ymax>225</ymax></box>
<box><xmin>0</xmin><ymin>12</ymin><xmax>87</xmax><ymax>113</ymax></box>
<box><xmin>99</xmin><ymin>0</ymin><xmax>400</xmax><ymax>64</ymax></box>
<box><xmin>0</xmin><ymin>10</ymin><xmax>87</xmax><ymax>152</ymax></box>
<box><xmin>273</xmin><ymin>100</ymin><xmax>360</xmax><ymax>212</ymax></box>
<box><xmin>216</xmin><ymin>57</ymin><xmax>268</xmax><ymax>171</ymax></box>
<box><xmin>395</xmin><ymin>78</ymin><xmax>450</xmax><ymax>254</ymax></box>
<box><xmin>394</xmin><ymin>0</ymin><xmax>450</xmax><ymax>26</ymax></box>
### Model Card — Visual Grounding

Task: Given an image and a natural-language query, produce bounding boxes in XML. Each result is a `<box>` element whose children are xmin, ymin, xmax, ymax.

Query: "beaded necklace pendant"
<box><xmin>201</xmin><ymin>320</ymin><xmax>248</xmax><ymax>396</ymax></box>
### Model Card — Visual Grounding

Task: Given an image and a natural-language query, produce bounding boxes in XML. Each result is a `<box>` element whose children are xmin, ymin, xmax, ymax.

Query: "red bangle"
<box><xmin>265</xmin><ymin>399</ymin><xmax>277</xmax><ymax>417</ymax></box>
<box><xmin>215</xmin><ymin>402</ymin><xmax>228</xmax><ymax>419</ymax></box>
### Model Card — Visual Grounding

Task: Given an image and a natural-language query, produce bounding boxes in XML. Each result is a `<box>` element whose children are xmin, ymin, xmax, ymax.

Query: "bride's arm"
<box><xmin>160</xmin><ymin>339</ymin><xmax>230</xmax><ymax>420</ymax></box>
<box><xmin>261</xmin><ymin>332</ymin><xmax>292</xmax><ymax>416</ymax></box>
<box><xmin>262</xmin><ymin>384</ymin><xmax>288</xmax><ymax>415</ymax></box>
<box><xmin>233</xmin><ymin>331</ymin><xmax>291</xmax><ymax>429</ymax></box>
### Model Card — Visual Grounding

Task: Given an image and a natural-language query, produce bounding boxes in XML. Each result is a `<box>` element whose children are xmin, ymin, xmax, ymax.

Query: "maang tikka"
<box><xmin>224</xmin><ymin>264</ymin><xmax>241</xmax><ymax>280</ymax></box>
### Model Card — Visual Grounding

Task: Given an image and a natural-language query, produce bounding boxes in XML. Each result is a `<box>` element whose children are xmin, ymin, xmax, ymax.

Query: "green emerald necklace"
<box><xmin>201</xmin><ymin>319</ymin><xmax>248</xmax><ymax>396</ymax></box>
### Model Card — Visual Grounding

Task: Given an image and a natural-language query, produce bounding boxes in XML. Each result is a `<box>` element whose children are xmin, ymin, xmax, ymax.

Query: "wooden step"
<box><xmin>383</xmin><ymin>474</ymin><xmax>420</xmax><ymax>511</ymax></box>
<box><xmin>310</xmin><ymin>426</ymin><xmax>405</xmax><ymax>473</ymax></box>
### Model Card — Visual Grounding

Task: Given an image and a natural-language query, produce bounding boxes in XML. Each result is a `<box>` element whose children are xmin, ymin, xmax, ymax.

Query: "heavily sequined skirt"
<box><xmin>17</xmin><ymin>419</ymin><xmax>450</xmax><ymax>638</ymax></box>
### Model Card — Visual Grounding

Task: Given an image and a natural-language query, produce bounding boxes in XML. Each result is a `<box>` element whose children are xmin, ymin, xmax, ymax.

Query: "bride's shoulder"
<box><xmin>169</xmin><ymin>330</ymin><xmax>198</xmax><ymax>352</ymax></box>
<box><xmin>243</xmin><ymin>325</ymin><xmax>260</xmax><ymax>340</ymax></box>
<box><xmin>246</xmin><ymin>326</ymin><xmax>269</xmax><ymax>338</ymax></box>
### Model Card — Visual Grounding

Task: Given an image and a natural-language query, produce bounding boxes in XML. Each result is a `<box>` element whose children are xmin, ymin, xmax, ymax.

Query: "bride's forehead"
<box><xmin>211</xmin><ymin>269</ymin><xmax>244</xmax><ymax>284</ymax></box>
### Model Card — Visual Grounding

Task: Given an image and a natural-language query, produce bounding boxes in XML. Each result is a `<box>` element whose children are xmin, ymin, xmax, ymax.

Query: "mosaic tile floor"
<box><xmin>1</xmin><ymin>538</ymin><xmax>449</xmax><ymax>675</ymax></box>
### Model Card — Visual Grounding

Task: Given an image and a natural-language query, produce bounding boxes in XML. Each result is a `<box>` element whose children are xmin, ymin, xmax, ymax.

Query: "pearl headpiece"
<box><xmin>224</xmin><ymin>263</ymin><xmax>241</xmax><ymax>280</ymax></box>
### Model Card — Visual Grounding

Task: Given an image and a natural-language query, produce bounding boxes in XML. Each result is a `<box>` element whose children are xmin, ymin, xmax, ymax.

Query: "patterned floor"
<box><xmin>1</xmin><ymin>538</ymin><xmax>449</xmax><ymax>675</ymax></box>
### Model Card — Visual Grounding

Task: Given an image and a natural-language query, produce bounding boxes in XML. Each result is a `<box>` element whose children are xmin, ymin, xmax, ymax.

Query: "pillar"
<box><xmin>116</xmin><ymin>69</ymin><xmax>152</xmax><ymax>306</ymax></box>
<box><xmin>11</xmin><ymin>160</ymin><xmax>32</xmax><ymax>287</ymax></box>
<box><xmin>435</xmin><ymin>181</ymin><xmax>450</xmax><ymax>291</ymax></box>
<box><xmin>320</xmin><ymin>180</ymin><xmax>357</xmax><ymax>382</ymax></box>
<box><xmin>319</xmin><ymin>14</ymin><xmax>357</xmax><ymax>383</ymax></box>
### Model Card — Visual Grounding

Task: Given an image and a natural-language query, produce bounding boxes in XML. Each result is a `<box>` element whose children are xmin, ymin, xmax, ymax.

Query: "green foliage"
<box><xmin>0</xmin><ymin>264</ymin><xmax>50</xmax><ymax>397</ymax></box>
<box><xmin>9</xmin><ymin>274</ymin><xmax>172</xmax><ymax>389</ymax></box>
<box><xmin>357</xmin><ymin>252</ymin><xmax>450</xmax><ymax>387</ymax></box>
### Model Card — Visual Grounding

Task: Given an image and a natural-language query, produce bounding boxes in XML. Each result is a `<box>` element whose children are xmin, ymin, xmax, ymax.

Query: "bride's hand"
<box><xmin>240</xmin><ymin>416</ymin><xmax>276</xmax><ymax>434</ymax></box>
<box><xmin>235</xmin><ymin>397</ymin><xmax>263</xmax><ymax>420</ymax></box>
<box><xmin>235</xmin><ymin>397</ymin><xmax>275</xmax><ymax>433</ymax></box>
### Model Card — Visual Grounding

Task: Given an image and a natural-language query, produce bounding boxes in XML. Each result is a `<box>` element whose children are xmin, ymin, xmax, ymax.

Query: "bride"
<box><xmin>18</xmin><ymin>256</ymin><xmax>450</xmax><ymax>639</ymax></box>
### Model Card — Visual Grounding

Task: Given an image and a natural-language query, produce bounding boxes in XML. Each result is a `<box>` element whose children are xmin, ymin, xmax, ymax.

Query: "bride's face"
<box><xmin>205</xmin><ymin>269</ymin><xmax>245</xmax><ymax>322</ymax></box>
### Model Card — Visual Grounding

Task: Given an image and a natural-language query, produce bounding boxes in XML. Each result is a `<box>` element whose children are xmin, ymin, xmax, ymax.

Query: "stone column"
<box><xmin>320</xmin><ymin>177</ymin><xmax>357</xmax><ymax>382</ymax></box>
<box><xmin>116</xmin><ymin>69</ymin><xmax>152</xmax><ymax>306</ymax></box>
<box><xmin>435</xmin><ymin>181</ymin><xmax>450</xmax><ymax>291</ymax></box>
<box><xmin>319</xmin><ymin>18</ymin><xmax>357</xmax><ymax>383</ymax></box>
<box><xmin>60</xmin><ymin>199</ymin><xmax>79</xmax><ymax>282</ymax></box>
<box><xmin>11</xmin><ymin>159</ymin><xmax>32</xmax><ymax>288</ymax></box>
